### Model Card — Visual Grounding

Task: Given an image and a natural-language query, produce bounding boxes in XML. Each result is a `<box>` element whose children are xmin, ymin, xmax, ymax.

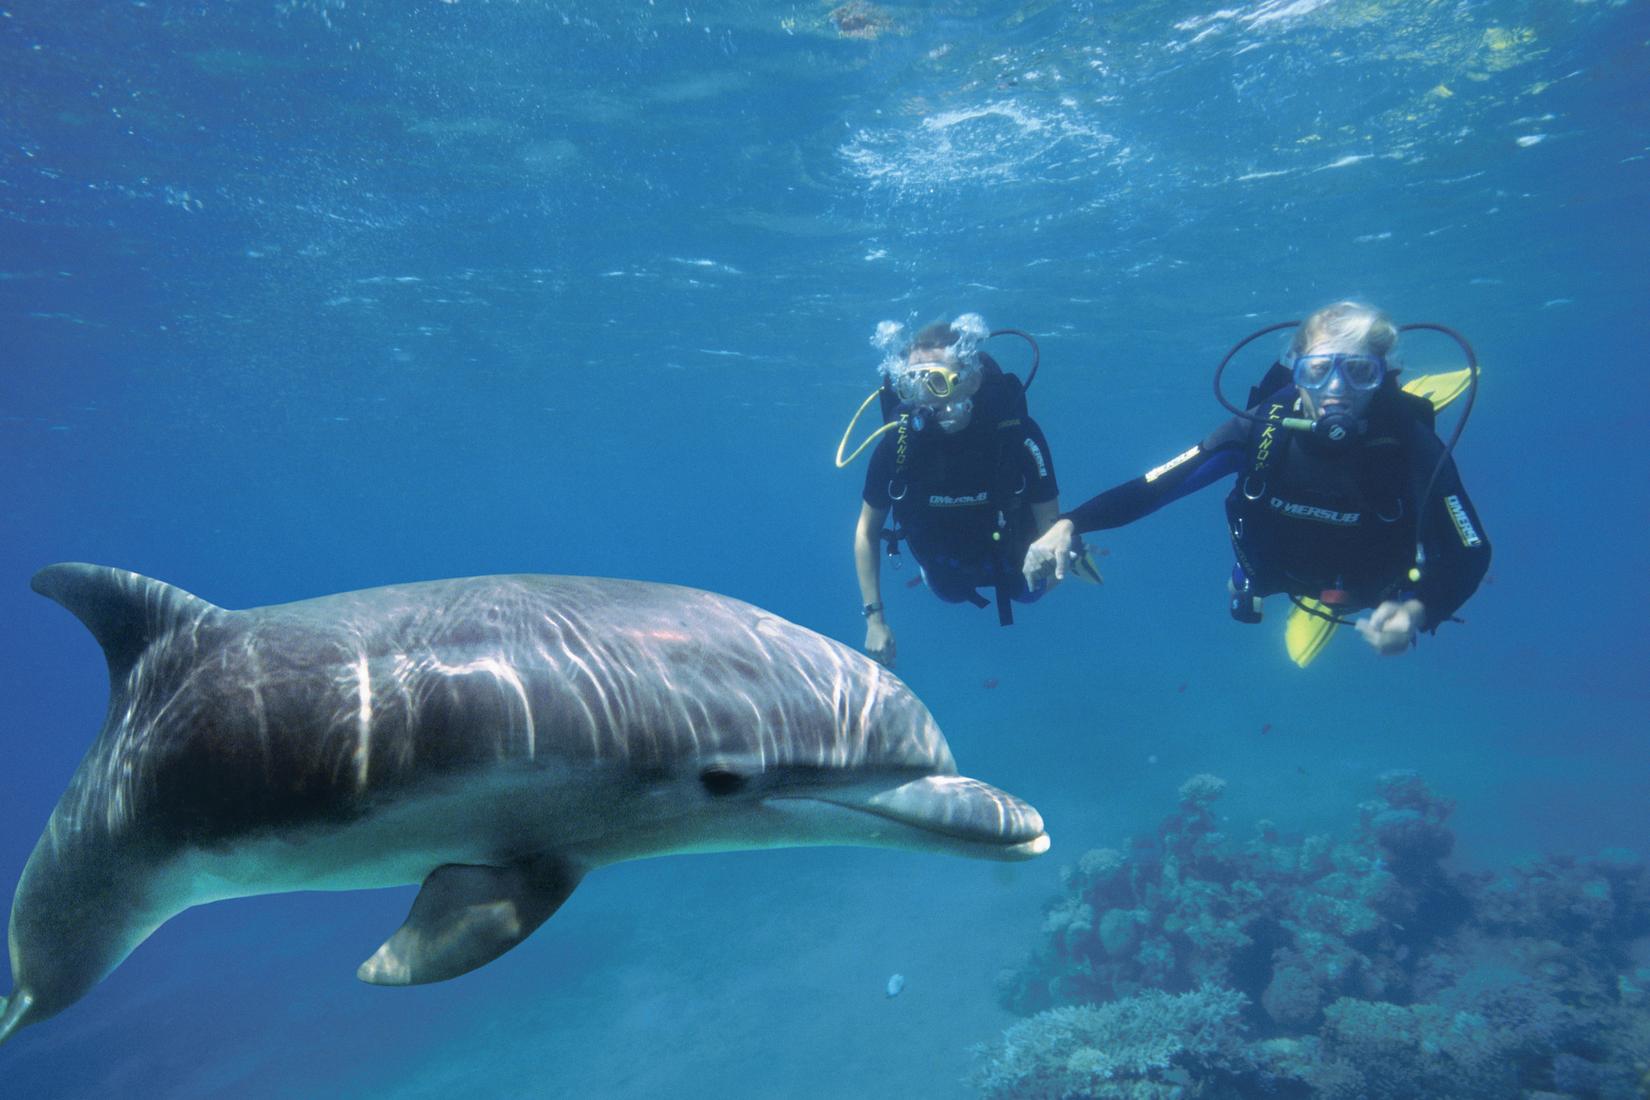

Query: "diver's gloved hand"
<box><xmin>1022</xmin><ymin>518</ymin><xmax>1077</xmax><ymax>589</ymax></box>
<box><xmin>1355</xmin><ymin>598</ymin><xmax>1426</xmax><ymax>656</ymax></box>
<box><xmin>865</xmin><ymin>618</ymin><xmax>897</xmax><ymax>670</ymax></box>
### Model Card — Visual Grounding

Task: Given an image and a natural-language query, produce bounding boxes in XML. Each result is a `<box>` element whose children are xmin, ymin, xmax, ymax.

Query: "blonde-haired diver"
<box><xmin>1023</xmin><ymin>301</ymin><xmax>1489</xmax><ymax>666</ymax></box>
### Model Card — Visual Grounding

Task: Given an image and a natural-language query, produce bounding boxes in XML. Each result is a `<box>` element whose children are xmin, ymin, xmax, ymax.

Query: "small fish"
<box><xmin>1176</xmin><ymin>682</ymin><xmax>1187</xmax><ymax>694</ymax></box>
<box><xmin>1097</xmin><ymin>547</ymin><xmax>1111</xmax><ymax>557</ymax></box>
<box><xmin>886</xmin><ymin>973</ymin><xmax>906</xmax><ymax>998</ymax></box>
<box><xmin>982</xmin><ymin>677</ymin><xmax>1000</xmax><ymax>690</ymax></box>
<box><xmin>1260</xmin><ymin>723</ymin><xmax>1272</xmax><ymax>735</ymax></box>
<box><xmin>904</xmin><ymin>576</ymin><xmax>923</xmax><ymax>589</ymax></box>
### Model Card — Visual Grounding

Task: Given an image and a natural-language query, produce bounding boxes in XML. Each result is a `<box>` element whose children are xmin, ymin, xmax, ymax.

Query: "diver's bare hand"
<box><xmin>865</xmin><ymin>618</ymin><xmax>896</xmax><ymax>670</ymax></box>
<box><xmin>1023</xmin><ymin>519</ymin><xmax>1076</xmax><ymax>588</ymax></box>
<box><xmin>1355</xmin><ymin>598</ymin><xmax>1425</xmax><ymax>656</ymax></box>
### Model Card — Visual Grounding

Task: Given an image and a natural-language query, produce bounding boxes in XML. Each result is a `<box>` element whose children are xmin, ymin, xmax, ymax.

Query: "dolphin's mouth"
<box><xmin>763</xmin><ymin>775</ymin><xmax>1050</xmax><ymax>862</ymax></box>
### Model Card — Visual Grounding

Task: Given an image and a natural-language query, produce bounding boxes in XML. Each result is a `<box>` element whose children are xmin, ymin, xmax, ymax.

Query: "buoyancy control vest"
<box><xmin>1226</xmin><ymin>373</ymin><xmax>1434</xmax><ymax>607</ymax></box>
<box><xmin>880</xmin><ymin>353</ymin><xmax>1036</xmax><ymax>625</ymax></box>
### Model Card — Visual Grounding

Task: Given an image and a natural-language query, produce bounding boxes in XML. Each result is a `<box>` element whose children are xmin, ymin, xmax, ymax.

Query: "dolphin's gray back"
<box><xmin>31</xmin><ymin>565</ymin><xmax>950</xmax><ymax>852</ymax></box>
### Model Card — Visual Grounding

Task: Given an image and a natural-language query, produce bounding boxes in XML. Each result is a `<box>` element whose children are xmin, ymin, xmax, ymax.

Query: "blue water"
<box><xmin>3</xmin><ymin>2</ymin><xmax>1646</xmax><ymax>1096</ymax></box>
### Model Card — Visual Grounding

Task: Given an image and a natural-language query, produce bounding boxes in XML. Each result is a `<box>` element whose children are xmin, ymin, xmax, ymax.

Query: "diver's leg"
<box><xmin>921</xmin><ymin>557</ymin><xmax>990</xmax><ymax>608</ymax></box>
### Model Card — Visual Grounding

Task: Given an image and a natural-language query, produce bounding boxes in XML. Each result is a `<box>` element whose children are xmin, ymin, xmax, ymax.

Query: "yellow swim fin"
<box><xmin>1285</xmin><ymin>599</ymin><xmax>1339</xmax><ymax>668</ymax></box>
<box><xmin>1402</xmin><ymin>367</ymin><xmax>1474</xmax><ymax>412</ymax></box>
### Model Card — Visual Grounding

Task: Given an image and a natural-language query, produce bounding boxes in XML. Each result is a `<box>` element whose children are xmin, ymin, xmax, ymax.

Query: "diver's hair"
<box><xmin>874</xmin><ymin>313</ymin><xmax>987</xmax><ymax>382</ymax></box>
<box><xmin>911</xmin><ymin>313</ymin><xmax>988</xmax><ymax>364</ymax></box>
<box><xmin>1290</xmin><ymin>301</ymin><xmax>1399</xmax><ymax>359</ymax></box>
<box><xmin>910</xmin><ymin>321</ymin><xmax>959</xmax><ymax>351</ymax></box>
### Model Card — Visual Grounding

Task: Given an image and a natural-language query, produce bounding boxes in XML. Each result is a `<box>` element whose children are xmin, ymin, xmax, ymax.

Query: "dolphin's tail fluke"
<box><xmin>30</xmin><ymin>563</ymin><xmax>222</xmax><ymax>684</ymax></box>
<box><xmin>0</xmin><ymin>989</ymin><xmax>34</xmax><ymax>1046</ymax></box>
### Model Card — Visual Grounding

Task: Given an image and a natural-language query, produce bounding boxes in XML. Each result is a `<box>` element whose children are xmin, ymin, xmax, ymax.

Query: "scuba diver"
<box><xmin>837</xmin><ymin>314</ymin><xmax>1092</xmax><ymax>669</ymax></box>
<box><xmin>1022</xmin><ymin>301</ymin><xmax>1490</xmax><ymax>665</ymax></box>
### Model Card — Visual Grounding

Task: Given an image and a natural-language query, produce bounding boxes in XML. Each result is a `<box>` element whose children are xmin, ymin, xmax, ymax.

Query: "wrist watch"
<box><xmin>861</xmin><ymin>602</ymin><xmax>884</xmax><ymax>618</ymax></box>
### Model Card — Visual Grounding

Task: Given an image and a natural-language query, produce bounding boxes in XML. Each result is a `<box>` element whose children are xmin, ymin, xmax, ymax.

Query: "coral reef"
<box><xmin>972</xmin><ymin>988</ymin><xmax>1250</xmax><ymax>1100</ymax></box>
<box><xmin>986</xmin><ymin>772</ymin><xmax>1650</xmax><ymax>1099</ymax></box>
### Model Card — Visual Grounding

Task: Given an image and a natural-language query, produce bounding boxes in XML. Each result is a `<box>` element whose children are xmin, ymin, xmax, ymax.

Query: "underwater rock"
<box><xmin>829</xmin><ymin>1</ymin><xmax>894</xmax><ymax>41</ymax></box>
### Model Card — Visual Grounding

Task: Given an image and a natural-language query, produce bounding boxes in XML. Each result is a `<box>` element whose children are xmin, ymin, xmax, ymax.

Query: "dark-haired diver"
<box><xmin>1023</xmin><ymin>301</ymin><xmax>1490</xmax><ymax>664</ymax></box>
<box><xmin>837</xmin><ymin>314</ymin><xmax>1094</xmax><ymax>669</ymax></box>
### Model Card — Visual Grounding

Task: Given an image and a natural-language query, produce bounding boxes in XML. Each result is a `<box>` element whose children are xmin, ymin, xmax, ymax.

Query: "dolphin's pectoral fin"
<box><xmin>0</xmin><ymin>990</ymin><xmax>34</xmax><ymax>1047</ymax></box>
<box><xmin>356</xmin><ymin>860</ymin><xmax>582</xmax><ymax>987</ymax></box>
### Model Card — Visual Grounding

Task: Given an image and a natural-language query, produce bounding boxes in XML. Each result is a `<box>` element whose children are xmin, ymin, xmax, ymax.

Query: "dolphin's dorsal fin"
<box><xmin>357</xmin><ymin>859</ymin><xmax>583</xmax><ymax>986</ymax></box>
<box><xmin>30</xmin><ymin>563</ymin><xmax>221</xmax><ymax>681</ymax></box>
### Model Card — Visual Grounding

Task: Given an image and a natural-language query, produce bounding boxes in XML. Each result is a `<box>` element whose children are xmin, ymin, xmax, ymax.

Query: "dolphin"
<box><xmin>0</xmin><ymin>564</ymin><xmax>1048</xmax><ymax>1044</ymax></box>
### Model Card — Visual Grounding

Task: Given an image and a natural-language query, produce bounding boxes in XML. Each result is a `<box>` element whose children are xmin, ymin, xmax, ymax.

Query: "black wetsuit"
<box><xmin>862</xmin><ymin>376</ymin><xmax>1059</xmax><ymax>615</ymax></box>
<box><xmin>1062</xmin><ymin>383</ymin><xmax>1490</xmax><ymax>628</ymax></box>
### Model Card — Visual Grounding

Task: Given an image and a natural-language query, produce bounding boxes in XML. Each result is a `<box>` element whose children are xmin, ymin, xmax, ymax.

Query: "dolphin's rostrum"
<box><xmin>0</xmin><ymin>564</ymin><xmax>1048</xmax><ymax>1044</ymax></box>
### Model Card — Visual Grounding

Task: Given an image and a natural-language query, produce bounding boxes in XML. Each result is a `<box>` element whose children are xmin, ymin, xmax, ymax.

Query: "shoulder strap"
<box><xmin>1393</xmin><ymin>386</ymin><xmax>1437</xmax><ymax>431</ymax></box>
<box><xmin>982</xmin><ymin>370</ymin><xmax>1031</xmax><ymax>506</ymax></box>
<box><xmin>1242</xmin><ymin>389</ymin><xmax>1293</xmax><ymax>496</ymax></box>
<box><xmin>889</xmin><ymin>409</ymin><xmax>916</xmax><ymax>493</ymax></box>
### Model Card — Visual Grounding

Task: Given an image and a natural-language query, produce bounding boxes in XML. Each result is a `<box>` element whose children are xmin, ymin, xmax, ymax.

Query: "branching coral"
<box><xmin>972</xmin><ymin>988</ymin><xmax>1250</xmax><ymax>1100</ymax></box>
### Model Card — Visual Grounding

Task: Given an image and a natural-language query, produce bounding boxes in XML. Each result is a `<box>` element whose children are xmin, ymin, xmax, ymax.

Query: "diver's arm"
<box><xmin>1061</xmin><ymin>419</ymin><xmax>1249</xmax><ymax>534</ymax></box>
<box><xmin>1015</xmin><ymin>418</ymin><xmax>1066</xmax><ymax>584</ymax></box>
<box><xmin>1020</xmin><ymin>417</ymin><xmax>1060</xmax><ymax>505</ymax></box>
<box><xmin>1017</xmin><ymin>498</ymin><xmax>1067</xmax><ymax>588</ymax></box>
<box><xmin>1023</xmin><ymin>422</ymin><xmax>1247</xmax><ymax>585</ymax></box>
<box><xmin>854</xmin><ymin>501</ymin><xmax>896</xmax><ymax>668</ymax></box>
<box><xmin>1410</xmin><ymin>444</ymin><xmax>1491</xmax><ymax>631</ymax></box>
<box><xmin>1028</xmin><ymin>497</ymin><xmax>1061</xmax><ymax>539</ymax></box>
<box><xmin>1356</xmin><ymin>599</ymin><xmax>1428</xmax><ymax>655</ymax></box>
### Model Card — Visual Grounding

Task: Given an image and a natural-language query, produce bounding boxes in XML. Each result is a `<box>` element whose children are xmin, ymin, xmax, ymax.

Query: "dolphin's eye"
<box><xmin>699</xmin><ymin>768</ymin><xmax>748</xmax><ymax>797</ymax></box>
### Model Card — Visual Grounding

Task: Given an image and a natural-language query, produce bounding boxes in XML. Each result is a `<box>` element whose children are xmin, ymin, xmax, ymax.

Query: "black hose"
<box><xmin>1212</xmin><ymin>320</ymin><xmax>1300</xmax><ymax>423</ymax></box>
<box><xmin>1289</xmin><ymin>594</ymin><xmax>1358</xmax><ymax>626</ymax></box>
<box><xmin>1397</xmin><ymin>322</ymin><xmax>1480</xmax><ymax>585</ymax></box>
<box><xmin>989</xmin><ymin>328</ymin><xmax>1041</xmax><ymax>391</ymax></box>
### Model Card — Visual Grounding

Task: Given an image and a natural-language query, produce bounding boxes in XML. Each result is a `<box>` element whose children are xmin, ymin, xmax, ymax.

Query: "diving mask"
<box><xmin>894</xmin><ymin>363</ymin><xmax>963</xmax><ymax>402</ymax></box>
<box><xmin>1290</xmin><ymin>352</ymin><xmax>1386</xmax><ymax>392</ymax></box>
